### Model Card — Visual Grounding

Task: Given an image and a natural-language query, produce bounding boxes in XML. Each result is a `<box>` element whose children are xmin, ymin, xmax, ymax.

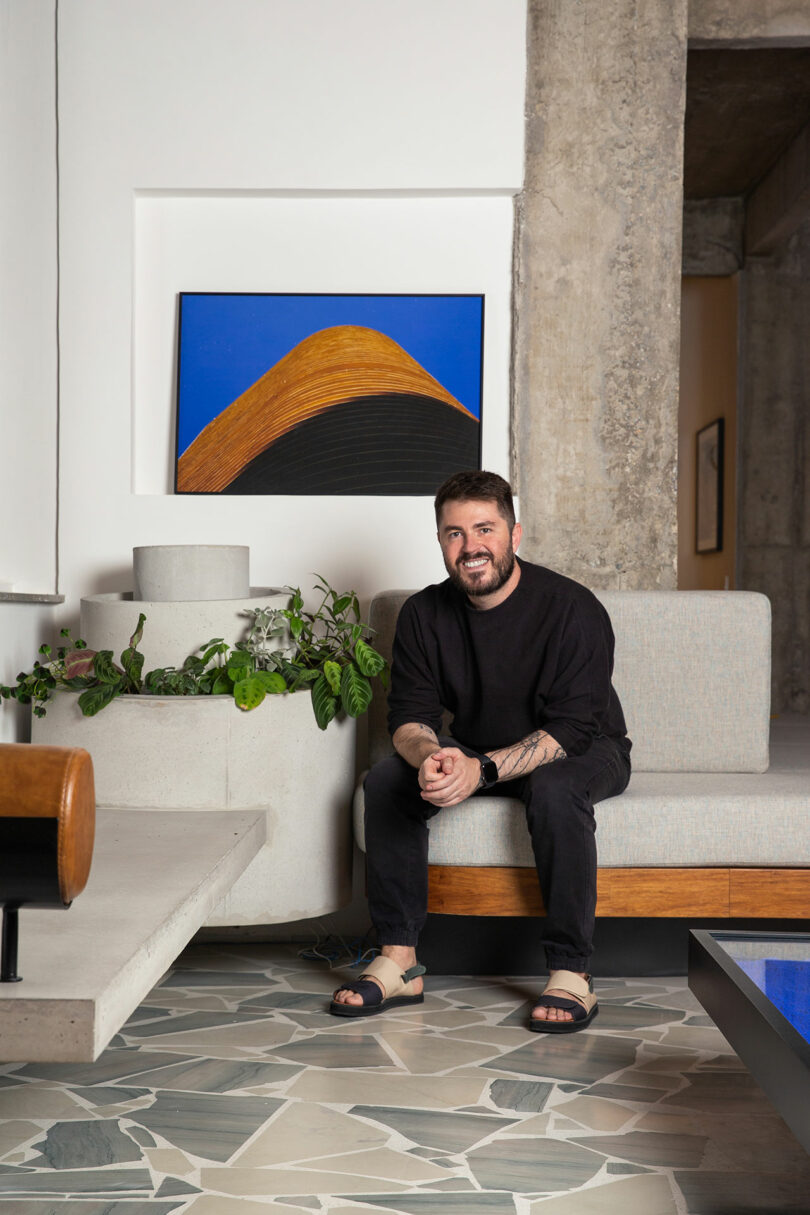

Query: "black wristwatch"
<box><xmin>478</xmin><ymin>758</ymin><xmax>499</xmax><ymax>789</ymax></box>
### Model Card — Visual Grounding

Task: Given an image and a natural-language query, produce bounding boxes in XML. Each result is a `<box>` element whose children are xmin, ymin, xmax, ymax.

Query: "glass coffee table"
<box><xmin>689</xmin><ymin>930</ymin><xmax>810</xmax><ymax>1153</ymax></box>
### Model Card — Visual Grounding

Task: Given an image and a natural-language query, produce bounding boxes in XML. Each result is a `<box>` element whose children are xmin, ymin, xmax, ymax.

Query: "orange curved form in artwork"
<box><xmin>177</xmin><ymin>324</ymin><xmax>474</xmax><ymax>493</ymax></box>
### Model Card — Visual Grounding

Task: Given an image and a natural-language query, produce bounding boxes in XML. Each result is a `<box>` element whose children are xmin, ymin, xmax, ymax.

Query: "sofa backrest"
<box><xmin>367</xmin><ymin>589</ymin><xmax>772</xmax><ymax>773</ymax></box>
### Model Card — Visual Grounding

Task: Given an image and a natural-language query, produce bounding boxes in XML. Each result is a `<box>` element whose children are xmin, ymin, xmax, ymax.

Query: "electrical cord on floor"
<box><xmin>297</xmin><ymin>920</ymin><xmax>378</xmax><ymax>969</ymax></box>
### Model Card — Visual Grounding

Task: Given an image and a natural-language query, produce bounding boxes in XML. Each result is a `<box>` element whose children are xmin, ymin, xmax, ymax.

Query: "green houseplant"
<box><xmin>1</xmin><ymin>575</ymin><xmax>387</xmax><ymax>731</ymax></box>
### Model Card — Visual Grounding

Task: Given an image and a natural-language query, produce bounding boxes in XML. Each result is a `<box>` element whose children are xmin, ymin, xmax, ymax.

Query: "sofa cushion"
<box><xmin>354</xmin><ymin>718</ymin><xmax>809</xmax><ymax>869</ymax></box>
<box><xmin>367</xmin><ymin>589</ymin><xmax>772</xmax><ymax>773</ymax></box>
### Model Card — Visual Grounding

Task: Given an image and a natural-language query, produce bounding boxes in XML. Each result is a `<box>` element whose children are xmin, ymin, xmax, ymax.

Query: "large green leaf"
<box><xmin>233</xmin><ymin>675</ymin><xmax>266</xmax><ymax>711</ymax></box>
<box><xmin>227</xmin><ymin>653</ymin><xmax>252</xmax><ymax>681</ymax></box>
<box><xmin>323</xmin><ymin>660</ymin><xmax>342</xmax><ymax>696</ymax></box>
<box><xmin>212</xmin><ymin>670</ymin><xmax>234</xmax><ymax>695</ymax></box>
<box><xmin>93</xmin><ymin>651</ymin><xmax>120</xmax><ymax>684</ymax></box>
<box><xmin>120</xmin><ymin>646</ymin><xmax>144</xmax><ymax>690</ymax></box>
<box><xmin>340</xmin><ymin>662</ymin><xmax>372</xmax><ymax>718</ymax></box>
<box><xmin>255</xmin><ymin>670</ymin><xmax>286</xmax><ymax>694</ymax></box>
<box><xmin>354</xmin><ymin>639</ymin><xmax>386</xmax><ymax>678</ymax></box>
<box><xmin>311</xmin><ymin>672</ymin><xmax>338</xmax><ymax>731</ymax></box>
<box><xmin>78</xmin><ymin>683</ymin><xmax>121</xmax><ymax>716</ymax></box>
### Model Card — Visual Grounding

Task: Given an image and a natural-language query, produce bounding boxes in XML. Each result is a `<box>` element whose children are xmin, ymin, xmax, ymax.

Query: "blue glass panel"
<box><xmin>733</xmin><ymin>957</ymin><xmax>810</xmax><ymax>1043</ymax></box>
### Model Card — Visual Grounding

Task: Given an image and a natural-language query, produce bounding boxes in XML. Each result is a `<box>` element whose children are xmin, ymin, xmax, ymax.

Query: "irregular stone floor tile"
<box><xmin>286</xmin><ymin>1071</ymin><xmax>485</xmax><ymax>1109</ymax></box>
<box><xmin>184</xmin><ymin>1198</ymin><xmax>307</xmax><ymax>1214</ymax></box>
<box><xmin>199</xmin><ymin>1167</ymin><xmax>411</xmax><ymax>1195</ymax></box>
<box><xmin>302</xmin><ymin>1145</ymin><xmax>452</xmax><ymax>1182</ymax></box>
<box><xmin>484</xmin><ymin>1032</ymin><xmax>640</xmax><ymax>1085</ymax></box>
<box><xmin>467</xmin><ymin>1137</ymin><xmax>605</xmax><ymax>1192</ymax></box>
<box><xmin>0</xmin><ymin>1119</ymin><xmax>41</xmax><ymax>1157</ymax></box>
<box><xmin>674</xmin><ymin>1169</ymin><xmax>810</xmax><ymax>1213</ymax></box>
<box><xmin>131</xmin><ymin>1092</ymin><xmax>284</xmax><ymax>1162</ymax></box>
<box><xmin>529</xmin><ymin>1172</ymin><xmax>678</xmax><ymax>1213</ymax></box>
<box><xmin>341</xmin><ymin>1194</ymin><xmax>517</xmax><ymax>1213</ymax></box>
<box><xmin>569</xmin><ymin>1129</ymin><xmax>708</xmax><ymax>1168</ymax></box>
<box><xmin>29</xmin><ymin>1119</ymin><xmax>144</xmax><ymax>1169</ymax></box>
<box><xmin>145</xmin><ymin>1146</ymin><xmax>197</xmax><ymax>1175</ymax></box>
<box><xmin>554</xmin><ymin>1094</ymin><xmax>635</xmax><ymax>1131</ymax></box>
<box><xmin>234</xmin><ymin>1101</ymin><xmax>389</xmax><ymax>1166</ymax></box>
<box><xmin>349</xmin><ymin>1105</ymin><xmax>518</xmax><ymax>1154</ymax></box>
<box><xmin>377</xmin><ymin>1032</ymin><xmax>497</xmax><ymax>1075</ymax></box>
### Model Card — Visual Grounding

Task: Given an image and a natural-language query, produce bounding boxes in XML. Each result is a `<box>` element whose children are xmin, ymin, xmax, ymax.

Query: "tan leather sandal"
<box><xmin>530</xmin><ymin>969</ymin><xmax>598</xmax><ymax>1034</ymax></box>
<box><xmin>329</xmin><ymin>954</ymin><xmax>426</xmax><ymax>1018</ymax></box>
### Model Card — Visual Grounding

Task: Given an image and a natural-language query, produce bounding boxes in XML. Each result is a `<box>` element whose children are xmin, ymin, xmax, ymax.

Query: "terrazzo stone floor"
<box><xmin>0</xmin><ymin>943</ymin><xmax>809</xmax><ymax>1214</ymax></box>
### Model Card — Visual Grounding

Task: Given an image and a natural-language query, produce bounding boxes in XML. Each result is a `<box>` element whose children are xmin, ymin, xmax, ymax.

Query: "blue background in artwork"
<box><xmin>176</xmin><ymin>293</ymin><xmax>484</xmax><ymax>456</ymax></box>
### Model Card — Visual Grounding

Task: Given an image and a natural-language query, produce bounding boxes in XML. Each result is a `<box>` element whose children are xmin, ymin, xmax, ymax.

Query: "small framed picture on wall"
<box><xmin>696</xmin><ymin>417</ymin><xmax>724</xmax><ymax>554</ymax></box>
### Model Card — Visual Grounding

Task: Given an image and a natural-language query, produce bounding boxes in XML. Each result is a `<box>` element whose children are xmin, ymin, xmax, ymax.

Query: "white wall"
<box><xmin>57</xmin><ymin>0</ymin><xmax>527</xmax><ymax>612</ymax></box>
<box><xmin>1</xmin><ymin>1</ymin><xmax>526</xmax><ymax>735</ymax></box>
<box><xmin>0</xmin><ymin>0</ymin><xmax>57</xmax><ymax>594</ymax></box>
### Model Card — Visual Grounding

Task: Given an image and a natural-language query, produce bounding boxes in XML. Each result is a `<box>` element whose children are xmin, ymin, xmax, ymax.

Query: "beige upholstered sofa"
<box><xmin>354</xmin><ymin>590</ymin><xmax>810</xmax><ymax>919</ymax></box>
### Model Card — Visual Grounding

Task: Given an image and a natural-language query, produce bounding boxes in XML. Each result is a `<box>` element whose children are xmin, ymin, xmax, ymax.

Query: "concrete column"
<box><xmin>514</xmin><ymin>0</ymin><xmax>687</xmax><ymax>588</ymax></box>
<box><xmin>739</xmin><ymin>222</ymin><xmax>810</xmax><ymax>714</ymax></box>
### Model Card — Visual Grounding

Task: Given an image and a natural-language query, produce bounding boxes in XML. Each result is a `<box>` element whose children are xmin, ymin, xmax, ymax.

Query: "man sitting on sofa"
<box><xmin>331</xmin><ymin>470</ymin><xmax>632</xmax><ymax>1031</ymax></box>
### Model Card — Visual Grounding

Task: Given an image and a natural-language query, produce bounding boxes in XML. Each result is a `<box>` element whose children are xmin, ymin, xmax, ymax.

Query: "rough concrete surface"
<box><xmin>514</xmin><ymin>0</ymin><xmax>687</xmax><ymax>589</ymax></box>
<box><xmin>682</xmin><ymin>198</ymin><xmax>744</xmax><ymax>275</ymax></box>
<box><xmin>689</xmin><ymin>0</ymin><xmax>810</xmax><ymax>46</ymax></box>
<box><xmin>738</xmin><ymin>220</ymin><xmax>810</xmax><ymax>713</ymax></box>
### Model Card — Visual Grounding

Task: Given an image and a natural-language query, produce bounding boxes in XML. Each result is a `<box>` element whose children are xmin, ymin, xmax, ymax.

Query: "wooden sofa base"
<box><xmin>427</xmin><ymin>865</ymin><xmax>810</xmax><ymax>918</ymax></box>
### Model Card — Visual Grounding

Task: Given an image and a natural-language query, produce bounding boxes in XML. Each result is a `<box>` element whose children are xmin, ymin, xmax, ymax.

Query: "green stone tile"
<box><xmin>489</xmin><ymin>1079</ymin><xmax>553</xmax><ymax>1113</ymax></box>
<box><xmin>343</xmin><ymin>1193</ymin><xmax>516</xmax><ymax>1213</ymax></box>
<box><xmin>124</xmin><ymin>1058</ymin><xmax>301</xmax><ymax>1093</ymax></box>
<box><xmin>592</xmin><ymin>1005</ymin><xmax>685</xmax><ymax>1032</ymax></box>
<box><xmin>131</xmin><ymin>1092</ymin><xmax>284</xmax><ymax>1163</ymax></box>
<box><xmin>467</xmin><ymin>1138</ymin><xmax>605</xmax><ymax>1192</ymax></box>
<box><xmin>238</xmin><ymin>991</ymin><xmax>328</xmax><ymax>1011</ymax></box>
<box><xmin>155</xmin><ymin>1176</ymin><xmax>202</xmax><ymax>1196</ymax></box>
<box><xmin>29</xmin><ymin>1120</ymin><xmax>144</xmax><ymax>1169</ymax></box>
<box><xmin>607</xmin><ymin>1162</ymin><xmax>652</xmax><ymax>1173</ymax></box>
<box><xmin>15</xmin><ymin>1050</ymin><xmax>196</xmax><ymax>1087</ymax></box>
<box><xmin>0</xmin><ymin>1205</ymin><xmax>183</xmax><ymax>1214</ymax></box>
<box><xmin>70</xmin><ymin>1087</ymin><xmax>149</xmax><ymax>1106</ymax></box>
<box><xmin>267</xmin><ymin>1033</ymin><xmax>392</xmax><ymax>1070</ymax></box>
<box><xmin>122</xmin><ymin>1011</ymin><xmax>272</xmax><ymax>1039</ymax></box>
<box><xmin>161</xmin><ymin>972</ymin><xmax>280</xmax><ymax>988</ymax></box>
<box><xmin>0</xmin><ymin>1167</ymin><xmax>153</xmax><ymax>1194</ymax></box>
<box><xmin>483</xmin><ymin>1033</ymin><xmax>640</xmax><ymax>1085</ymax></box>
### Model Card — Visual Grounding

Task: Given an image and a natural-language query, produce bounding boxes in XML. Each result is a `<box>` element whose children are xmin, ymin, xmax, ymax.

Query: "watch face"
<box><xmin>481</xmin><ymin>759</ymin><xmax>498</xmax><ymax>787</ymax></box>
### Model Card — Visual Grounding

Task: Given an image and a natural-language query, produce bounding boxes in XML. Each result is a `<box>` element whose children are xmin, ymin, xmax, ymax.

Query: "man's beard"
<box><xmin>446</xmin><ymin>546</ymin><xmax>517</xmax><ymax>598</ymax></box>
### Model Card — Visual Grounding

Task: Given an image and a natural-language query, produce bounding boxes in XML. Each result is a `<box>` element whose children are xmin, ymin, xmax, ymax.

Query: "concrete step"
<box><xmin>0</xmin><ymin>808</ymin><xmax>265</xmax><ymax>1062</ymax></box>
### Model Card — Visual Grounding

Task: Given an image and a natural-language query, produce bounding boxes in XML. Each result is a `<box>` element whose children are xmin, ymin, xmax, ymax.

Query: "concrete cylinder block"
<box><xmin>80</xmin><ymin>589</ymin><xmax>290</xmax><ymax>672</ymax></box>
<box><xmin>133</xmin><ymin>545</ymin><xmax>250</xmax><ymax>601</ymax></box>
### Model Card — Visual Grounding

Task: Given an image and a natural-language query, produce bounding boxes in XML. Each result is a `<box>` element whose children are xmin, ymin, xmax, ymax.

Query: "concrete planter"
<box><xmin>32</xmin><ymin>690</ymin><xmax>356</xmax><ymax>925</ymax></box>
<box><xmin>80</xmin><ymin>589</ymin><xmax>290</xmax><ymax>673</ymax></box>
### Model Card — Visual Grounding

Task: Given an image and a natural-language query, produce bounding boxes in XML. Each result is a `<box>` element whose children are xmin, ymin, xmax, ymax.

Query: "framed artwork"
<box><xmin>696</xmin><ymin>417</ymin><xmax>724</xmax><ymax>554</ymax></box>
<box><xmin>174</xmin><ymin>293</ymin><xmax>484</xmax><ymax>495</ymax></box>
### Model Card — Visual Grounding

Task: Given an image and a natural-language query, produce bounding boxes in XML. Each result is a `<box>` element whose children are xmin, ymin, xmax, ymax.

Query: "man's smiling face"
<box><xmin>437</xmin><ymin>497</ymin><xmax>522</xmax><ymax>603</ymax></box>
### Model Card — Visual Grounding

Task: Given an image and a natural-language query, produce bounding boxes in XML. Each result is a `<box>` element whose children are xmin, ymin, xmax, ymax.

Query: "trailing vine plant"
<box><xmin>0</xmin><ymin>575</ymin><xmax>388</xmax><ymax>732</ymax></box>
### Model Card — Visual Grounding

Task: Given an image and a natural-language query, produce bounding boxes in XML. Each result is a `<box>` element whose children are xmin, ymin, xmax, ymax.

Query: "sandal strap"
<box><xmin>543</xmin><ymin>969</ymin><xmax>592</xmax><ymax>1001</ymax></box>
<box><xmin>360</xmin><ymin>955</ymin><xmax>426</xmax><ymax>999</ymax></box>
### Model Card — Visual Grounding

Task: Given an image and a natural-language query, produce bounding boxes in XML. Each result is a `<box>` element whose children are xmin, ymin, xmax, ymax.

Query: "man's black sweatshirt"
<box><xmin>387</xmin><ymin>558</ymin><xmax>631</xmax><ymax>759</ymax></box>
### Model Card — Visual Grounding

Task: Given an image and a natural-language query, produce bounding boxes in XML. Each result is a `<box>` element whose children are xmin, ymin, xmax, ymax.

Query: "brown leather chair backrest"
<box><xmin>0</xmin><ymin>743</ymin><xmax>95</xmax><ymax>905</ymax></box>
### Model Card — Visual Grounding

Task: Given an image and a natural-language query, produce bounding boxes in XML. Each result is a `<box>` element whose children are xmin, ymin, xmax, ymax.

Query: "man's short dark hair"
<box><xmin>434</xmin><ymin>470</ymin><xmax>516</xmax><ymax>530</ymax></box>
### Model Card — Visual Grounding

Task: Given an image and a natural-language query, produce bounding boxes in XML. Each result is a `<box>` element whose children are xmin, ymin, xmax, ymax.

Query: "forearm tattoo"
<box><xmin>492</xmin><ymin>730</ymin><xmax>566</xmax><ymax>781</ymax></box>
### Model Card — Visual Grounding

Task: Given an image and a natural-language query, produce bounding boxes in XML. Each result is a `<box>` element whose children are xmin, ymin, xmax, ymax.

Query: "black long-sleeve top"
<box><xmin>387</xmin><ymin>558</ymin><xmax>631</xmax><ymax>758</ymax></box>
